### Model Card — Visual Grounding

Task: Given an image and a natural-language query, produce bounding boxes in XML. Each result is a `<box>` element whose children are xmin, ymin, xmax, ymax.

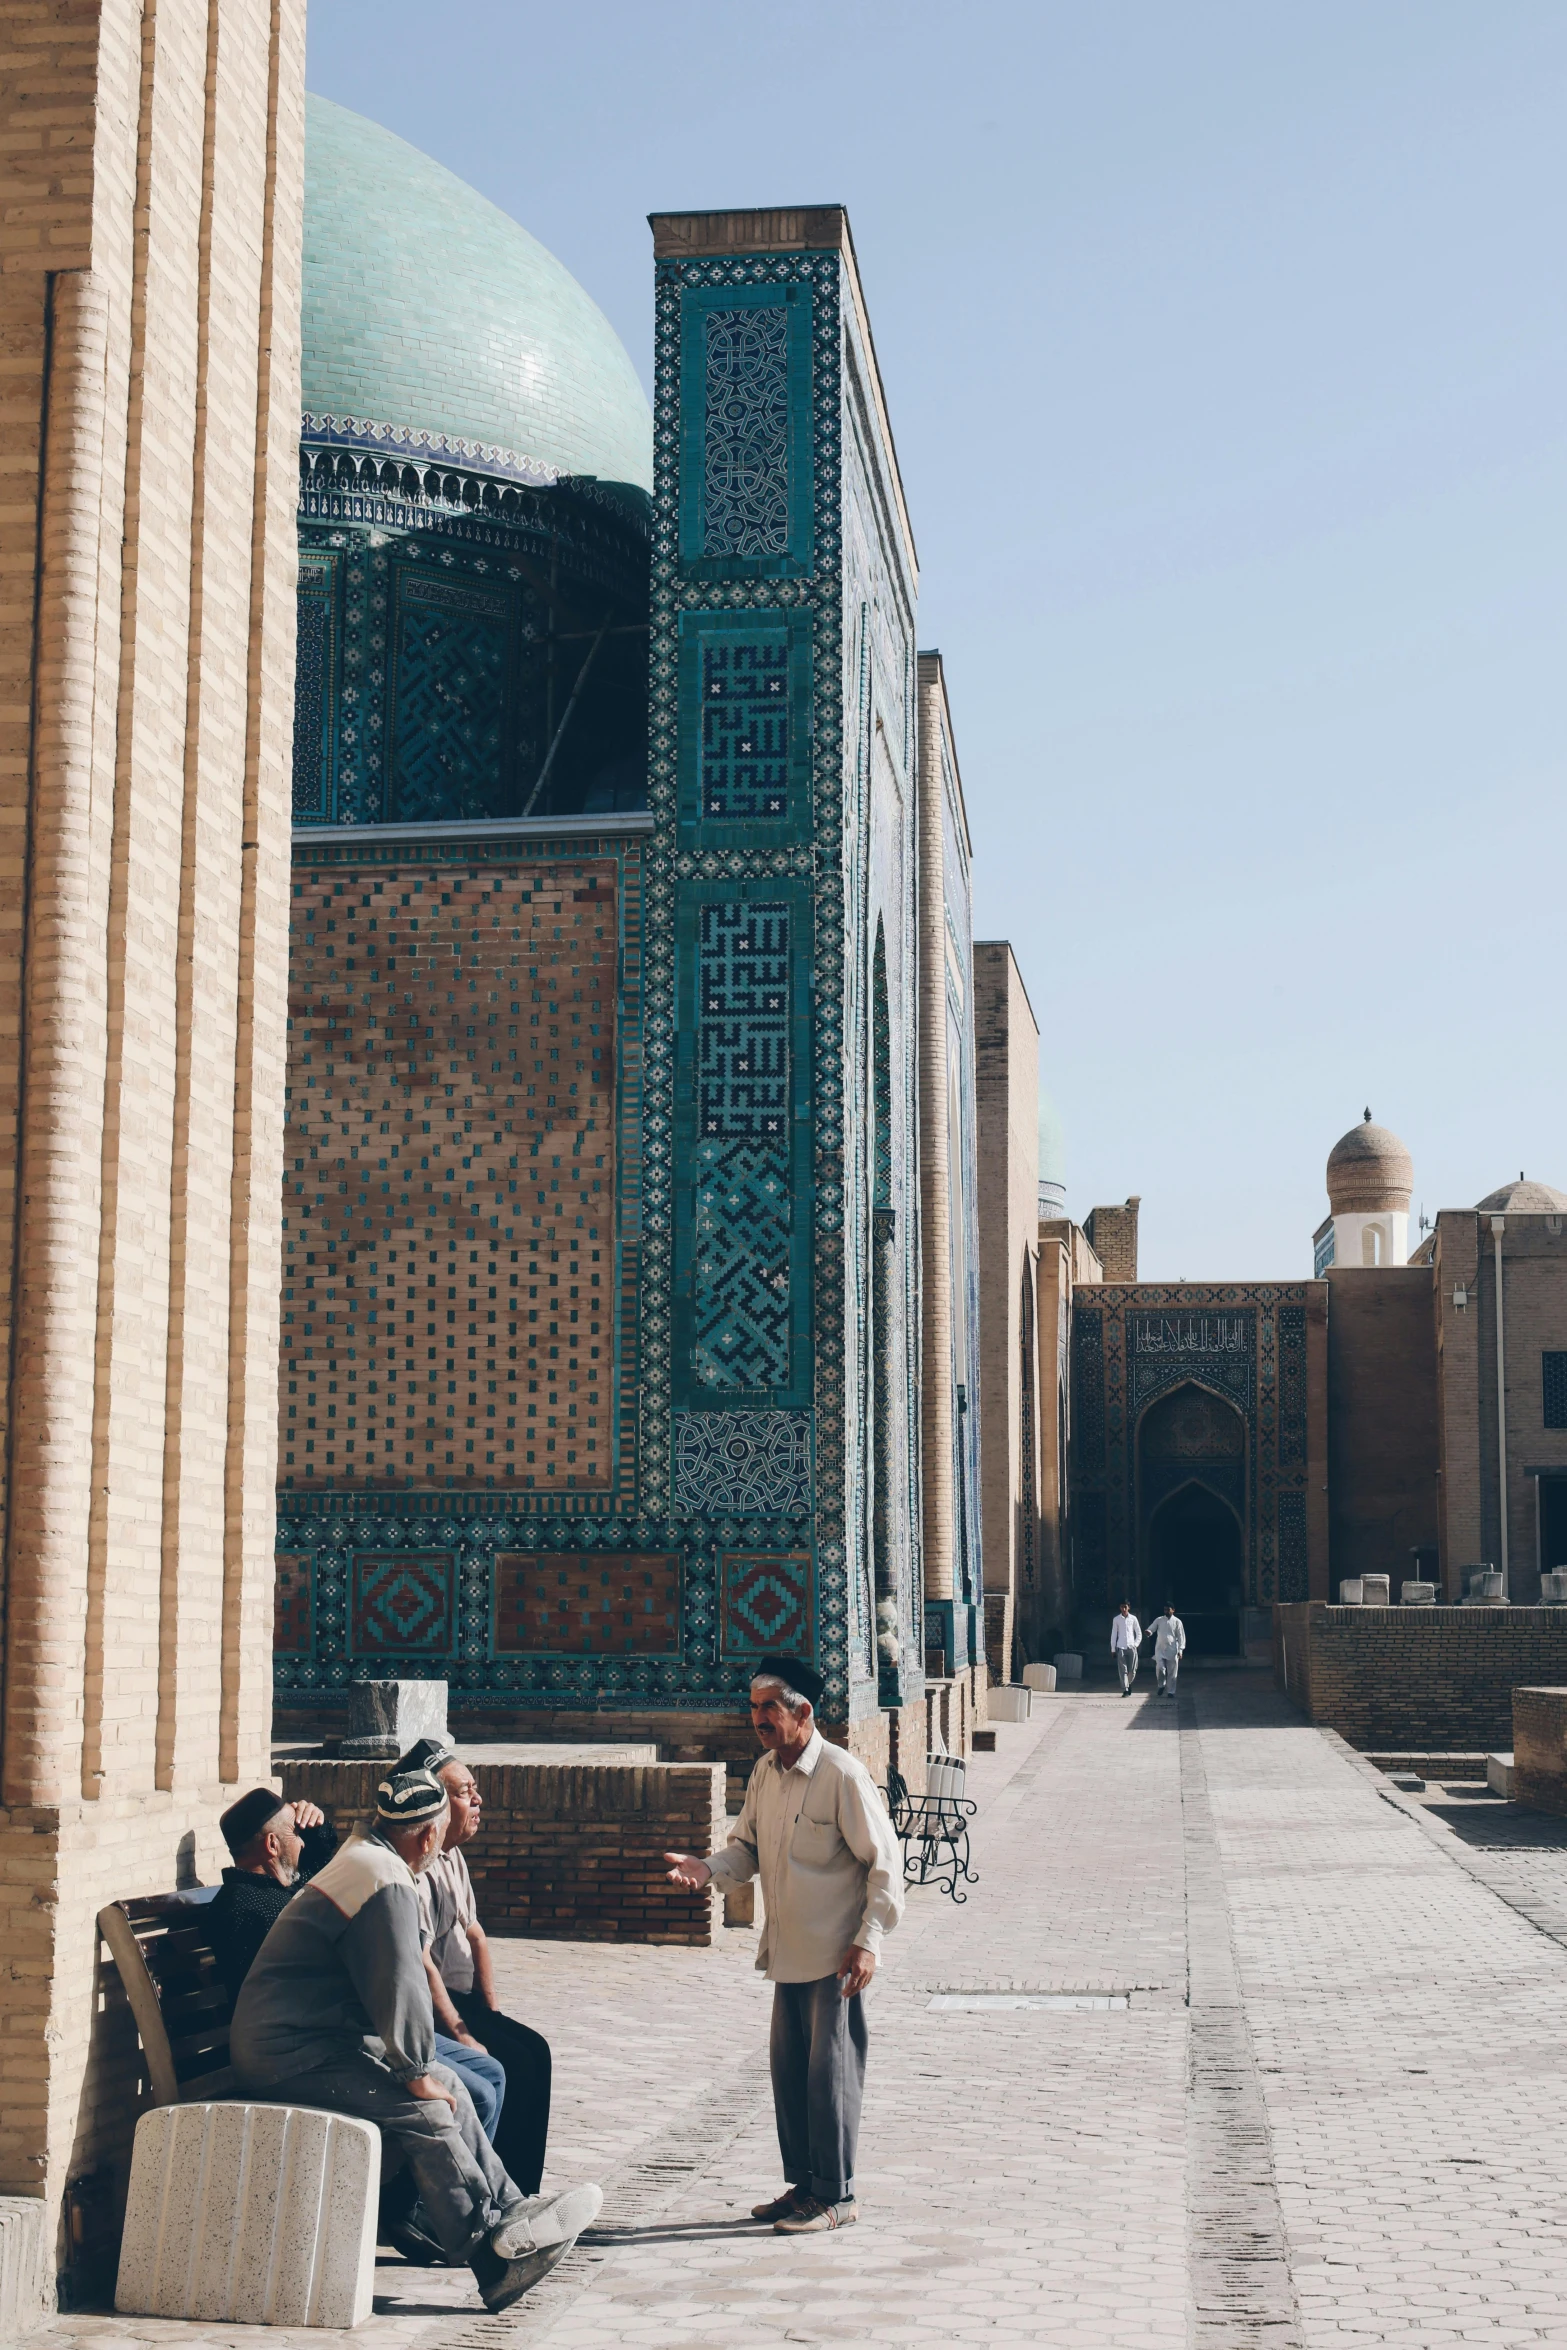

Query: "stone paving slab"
<box><xmin>27</xmin><ymin>1674</ymin><xmax>1567</xmax><ymax>2348</ymax></box>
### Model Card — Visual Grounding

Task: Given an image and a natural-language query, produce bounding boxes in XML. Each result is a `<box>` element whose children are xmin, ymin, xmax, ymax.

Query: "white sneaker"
<box><xmin>491</xmin><ymin>2184</ymin><xmax>603</xmax><ymax>2259</ymax></box>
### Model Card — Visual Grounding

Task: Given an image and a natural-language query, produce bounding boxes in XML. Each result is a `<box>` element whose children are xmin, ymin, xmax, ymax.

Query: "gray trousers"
<box><xmin>769</xmin><ymin>1975</ymin><xmax>868</xmax><ymax>2205</ymax></box>
<box><xmin>1155</xmin><ymin>1650</ymin><xmax>1181</xmax><ymax>1692</ymax></box>
<box><xmin>1115</xmin><ymin>1645</ymin><xmax>1140</xmax><ymax>1691</ymax></box>
<box><xmin>245</xmin><ymin>2052</ymin><xmax>519</xmax><ymax>2263</ymax></box>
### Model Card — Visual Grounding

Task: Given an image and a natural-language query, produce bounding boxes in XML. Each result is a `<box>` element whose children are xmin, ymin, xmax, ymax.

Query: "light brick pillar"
<box><xmin>0</xmin><ymin>0</ymin><xmax>302</xmax><ymax>2297</ymax></box>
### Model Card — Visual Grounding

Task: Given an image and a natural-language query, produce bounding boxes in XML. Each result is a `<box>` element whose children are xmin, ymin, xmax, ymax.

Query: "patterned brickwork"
<box><xmin>719</xmin><ymin>1551</ymin><xmax>813</xmax><ymax>1658</ymax></box>
<box><xmin>495</xmin><ymin>1552</ymin><xmax>681</xmax><ymax>1655</ymax></box>
<box><xmin>349</xmin><ymin>1551</ymin><xmax>457</xmax><ymax>1657</ymax></box>
<box><xmin>692</xmin><ymin>900</ymin><xmax>792</xmax><ymax>1389</ymax></box>
<box><xmin>280</xmin><ymin>839</ymin><xmax>625</xmax><ymax>1497</ymax></box>
<box><xmin>274</xmin><ymin>1555</ymin><xmax>314</xmax><ymax>1655</ymax></box>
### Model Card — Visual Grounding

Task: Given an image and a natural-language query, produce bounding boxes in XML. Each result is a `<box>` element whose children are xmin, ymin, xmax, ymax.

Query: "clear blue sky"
<box><xmin>306</xmin><ymin>2</ymin><xmax>1567</xmax><ymax>1280</ymax></box>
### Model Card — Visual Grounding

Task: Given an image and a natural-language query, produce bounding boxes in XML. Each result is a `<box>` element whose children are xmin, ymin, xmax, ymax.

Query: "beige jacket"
<box><xmin>705</xmin><ymin>1730</ymin><xmax>904</xmax><ymax>1983</ymax></box>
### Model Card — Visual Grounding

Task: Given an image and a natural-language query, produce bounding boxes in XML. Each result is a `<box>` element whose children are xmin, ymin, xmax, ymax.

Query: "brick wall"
<box><xmin>1510</xmin><ymin>1686</ymin><xmax>1567</xmax><ymax>1817</ymax></box>
<box><xmin>1274</xmin><ymin>1602</ymin><xmax>1567</xmax><ymax>1750</ymax></box>
<box><xmin>1325</xmin><ymin>1268</ymin><xmax>1440</xmax><ymax>1585</ymax></box>
<box><xmin>281</xmin><ymin>1758</ymin><xmax>727</xmax><ymax>1946</ymax></box>
<box><xmin>973</xmin><ymin>942</ymin><xmax>1039</xmax><ymax>1679</ymax></box>
<box><xmin>1084</xmin><ymin>1199</ymin><xmax>1139</xmax><ymax>1284</ymax></box>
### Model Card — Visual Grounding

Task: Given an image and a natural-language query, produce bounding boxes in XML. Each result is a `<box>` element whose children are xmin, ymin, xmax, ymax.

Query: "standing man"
<box><xmin>662</xmin><ymin>1656</ymin><xmax>903</xmax><ymax>2236</ymax></box>
<box><xmin>1153</xmin><ymin>1603</ymin><xmax>1186</xmax><ymax>1697</ymax></box>
<box><xmin>397</xmin><ymin>1736</ymin><xmax>553</xmax><ymax>2197</ymax></box>
<box><xmin>1111</xmin><ymin>1600</ymin><xmax>1143</xmax><ymax>1696</ymax></box>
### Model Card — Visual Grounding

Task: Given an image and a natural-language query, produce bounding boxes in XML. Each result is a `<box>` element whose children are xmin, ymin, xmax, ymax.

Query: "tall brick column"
<box><xmin>0</xmin><ymin>0</ymin><xmax>302</xmax><ymax>2301</ymax></box>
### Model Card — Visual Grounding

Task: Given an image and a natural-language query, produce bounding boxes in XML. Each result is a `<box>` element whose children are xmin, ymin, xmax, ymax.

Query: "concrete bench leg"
<box><xmin>116</xmin><ymin>2102</ymin><xmax>380</xmax><ymax>2328</ymax></box>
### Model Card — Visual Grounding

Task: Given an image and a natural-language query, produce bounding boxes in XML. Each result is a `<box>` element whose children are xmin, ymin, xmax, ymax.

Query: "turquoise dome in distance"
<box><xmin>302</xmin><ymin>94</ymin><xmax>652</xmax><ymax>498</ymax></box>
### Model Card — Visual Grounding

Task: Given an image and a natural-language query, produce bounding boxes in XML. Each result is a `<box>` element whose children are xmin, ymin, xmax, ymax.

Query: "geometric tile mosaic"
<box><xmin>349</xmin><ymin>1551</ymin><xmax>457</xmax><ymax>1658</ymax></box>
<box><xmin>672</xmin><ymin>1410</ymin><xmax>811</xmax><ymax>1515</ymax></box>
<box><xmin>388</xmin><ymin>576</ymin><xmax>513</xmax><ymax>825</ymax></box>
<box><xmin>493</xmin><ymin>1552</ymin><xmax>681</xmax><ymax>1656</ymax></box>
<box><xmin>694</xmin><ymin>900</ymin><xmax>791</xmax><ymax>1390</ymax></box>
<box><xmin>280</xmin><ymin>850</ymin><xmax>619</xmax><ymax>1496</ymax></box>
<box><xmin>719</xmin><ymin>1552</ymin><xmax>813</xmax><ymax>1659</ymax></box>
<box><xmin>702</xmin><ymin>305</ymin><xmax>789</xmax><ymax>559</ymax></box>
<box><xmin>700</xmin><ymin>638</ymin><xmax>789</xmax><ymax>818</ymax></box>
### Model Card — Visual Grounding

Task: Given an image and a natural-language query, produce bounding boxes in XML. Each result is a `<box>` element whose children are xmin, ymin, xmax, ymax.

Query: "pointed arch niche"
<box><xmin>1136</xmin><ymin>1381</ymin><xmax>1246</xmax><ymax>1655</ymax></box>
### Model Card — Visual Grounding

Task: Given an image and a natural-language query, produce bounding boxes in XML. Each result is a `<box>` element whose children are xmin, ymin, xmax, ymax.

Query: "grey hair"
<box><xmin>750</xmin><ymin>1673</ymin><xmax>812</xmax><ymax>1714</ymax></box>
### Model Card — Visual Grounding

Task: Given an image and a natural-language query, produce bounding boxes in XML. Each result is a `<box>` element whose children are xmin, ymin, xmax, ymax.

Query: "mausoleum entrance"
<box><xmin>1138</xmin><ymin>1382</ymin><xmax>1246</xmax><ymax>1654</ymax></box>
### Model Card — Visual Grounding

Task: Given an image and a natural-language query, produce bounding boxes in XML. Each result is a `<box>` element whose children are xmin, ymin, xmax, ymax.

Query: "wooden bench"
<box><xmin>97</xmin><ymin>1887</ymin><xmax>235</xmax><ymax>2108</ymax></box>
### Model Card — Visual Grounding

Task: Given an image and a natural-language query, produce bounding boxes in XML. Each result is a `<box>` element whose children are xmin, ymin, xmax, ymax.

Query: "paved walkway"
<box><xmin>32</xmin><ymin>1673</ymin><xmax>1567</xmax><ymax>2350</ymax></box>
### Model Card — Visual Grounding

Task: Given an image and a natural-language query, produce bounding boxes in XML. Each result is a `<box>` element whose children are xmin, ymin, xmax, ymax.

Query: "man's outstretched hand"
<box><xmin>837</xmin><ymin>1945</ymin><xmax>876</xmax><ymax>1997</ymax></box>
<box><xmin>663</xmin><ymin>1851</ymin><xmax>713</xmax><ymax>1889</ymax></box>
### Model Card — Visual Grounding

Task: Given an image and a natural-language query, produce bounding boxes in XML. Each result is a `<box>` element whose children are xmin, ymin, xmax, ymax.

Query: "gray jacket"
<box><xmin>229</xmin><ymin>1830</ymin><xmax>434</xmax><ymax>2087</ymax></box>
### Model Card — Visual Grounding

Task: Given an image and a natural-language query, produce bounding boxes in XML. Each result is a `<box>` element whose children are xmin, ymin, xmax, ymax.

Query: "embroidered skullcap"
<box><xmin>375</xmin><ymin>1769</ymin><xmax>449</xmax><ymax>1827</ymax></box>
<box><xmin>220</xmin><ymin>1787</ymin><xmax>289</xmax><ymax>1856</ymax></box>
<box><xmin>754</xmin><ymin>1655</ymin><xmax>825</xmax><ymax>1708</ymax></box>
<box><xmin>395</xmin><ymin>1735</ymin><xmax>456</xmax><ymax>1777</ymax></box>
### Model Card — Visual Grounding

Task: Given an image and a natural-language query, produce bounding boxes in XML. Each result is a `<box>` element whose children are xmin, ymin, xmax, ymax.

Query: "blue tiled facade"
<box><xmin>278</xmin><ymin>189</ymin><xmax>924</xmax><ymax>1741</ymax></box>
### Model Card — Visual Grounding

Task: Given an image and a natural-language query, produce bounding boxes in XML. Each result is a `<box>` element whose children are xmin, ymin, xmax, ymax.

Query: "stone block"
<box><xmin>116</xmin><ymin>2101</ymin><xmax>379</xmax><ymax>2327</ymax></box>
<box><xmin>1361</xmin><ymin>1574</ymin><xmax>1391</xmax><ymax>1606</ymax></box>
<box><xmin>1511</xmin><ymin>1688</ymin><xmax>1567</xmax><ymax>1816</ymax></box>
<box><xmin>1053</xmin><ymin>1652</ymin><xmax>1083</xmax><ymax>1682</ymax></box>
<box><xmin>1339</xmin><ymin>1578</ymin><xmax>1364</xmax><ymax>1604</ymax></box>
<box><xmin>0</xmin><ymin>2196</ymin><xmax>52</xmax><ymax>2339</ymax></box>
<box><xmin>1487</xmin><ymin>1751</ymin><xmax>1514</xmax><ymax>1798</ymax></box>
<box><xmin>1463</xmin><ymin>1568</ymin><xmax>1506</xmax><ymax>1606</ymax></box>
<box><xmin>1541</xmin><ymin>1569</ymin><xmax>1567</xmax><ymax>1606</ymax></box>
<box><xmin>1021</xmin><ymin>1663</ymin><xmax>1057</xmax><ymax>1693</ymax></box>
<box><xmin>339</xmin><ymin>1679</ymin><xmax>449</xmax><ymax>1759</ymax></box>
<box><xmin>1400</xmin><ymin>1580</ymin><xmax>1437</xmax><ymax>1605</ymax></box>
<box><xmin>987</xmin><ymin>1685</ymin><xmax>1030</xmax><ymax>1722</ymax></box>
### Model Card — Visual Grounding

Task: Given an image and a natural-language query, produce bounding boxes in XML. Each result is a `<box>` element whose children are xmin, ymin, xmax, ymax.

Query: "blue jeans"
<box><xmin>435</xmin><ymin>2032</ymin><xmax>505</xmax><ymax>2143</ymax></box>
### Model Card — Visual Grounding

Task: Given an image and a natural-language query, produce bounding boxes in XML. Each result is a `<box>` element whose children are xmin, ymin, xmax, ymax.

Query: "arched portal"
<box><xmin>1137</xmin><ymin>1381</ymin><xmax>1246</xmax><ymax>1655</ymax></box>
<box><xmin>1147</xmin><ymin>1484</ymin><xmax>1244</xmax><ymax>1656</ymax></box>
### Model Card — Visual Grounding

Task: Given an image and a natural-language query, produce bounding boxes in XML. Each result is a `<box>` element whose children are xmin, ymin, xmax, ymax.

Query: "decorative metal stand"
<box><xmin>884</xmin><ymin>1761</ymin><xmax>978</xmax><ymax>1903</ymax></box>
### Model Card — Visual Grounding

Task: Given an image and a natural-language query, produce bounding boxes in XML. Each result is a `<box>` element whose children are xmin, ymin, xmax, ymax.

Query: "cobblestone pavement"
<box><xmin>28</xmin><ymin>1673</ymin><xmax>1567</xmax><ymax>2350</ymax></box>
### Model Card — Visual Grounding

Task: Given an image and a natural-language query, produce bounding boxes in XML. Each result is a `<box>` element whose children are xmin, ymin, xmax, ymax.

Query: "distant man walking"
<box><xmin>1153</xmin><ymin>1604</ymin><xmax>1186</xmax><ymax>1697</ymax></box>
<box><xmin>1111</xmin><ymin>1601</ymin><xmax>1143</xmax><ymax>1695</ymax></box>
<box><xmin>662</xmin><ymin>1656</ymin><xmax>903</xmax><ymax>2236</ymax></box>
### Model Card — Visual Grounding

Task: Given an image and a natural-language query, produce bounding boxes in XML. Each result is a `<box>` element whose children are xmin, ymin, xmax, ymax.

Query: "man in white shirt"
<box><xmin>663</xmin><ymin>1654</ymin><xmax>903</xmax><ymax>2237</ymax></box>
<box><xmin>1110</xmin><ymin>1601</ymin><xmax>1143</xmax><ymax>1695</ymax></box>
<box><xmin>1152</xmin><ymin>1604</ymin><xmax>1186</xmax><ymax>1696</ymax></box>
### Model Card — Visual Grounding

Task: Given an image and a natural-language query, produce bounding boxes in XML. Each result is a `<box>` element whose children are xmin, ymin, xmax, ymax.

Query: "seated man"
<box><xmin>231</xmin><ymin>1768</ymin><xmax>602</xmax><ymax>2313</ymax></box>
<box><xmin>210</xmin><ymin>1783</ymin><xmax>505</xmax><ymax>2148</ymax></box>
<box><xmin>398</xmin><ymin>1737</ymin><xmax>552</xmax><ymax>2196</ymax></box>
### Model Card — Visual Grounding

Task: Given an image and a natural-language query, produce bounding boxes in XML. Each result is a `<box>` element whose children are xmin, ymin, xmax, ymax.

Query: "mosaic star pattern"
<box><xmin>694</xmin><ymin>902</ymin><xmax>792</xmax><ymax>1389</ymax></box>
<box><xmin>702</xmin><ymin>305</ymin><xmax>790</xmax><ymax>558</ymax></box>
<box><xmin>672</xmin><ymin>1409</ymin><xmax>811</xmax><ymax>1516</ymax></box>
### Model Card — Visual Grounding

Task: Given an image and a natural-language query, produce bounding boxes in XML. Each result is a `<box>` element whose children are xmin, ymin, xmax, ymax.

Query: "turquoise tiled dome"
<box><xmin>302</xmin><ymin>94</ymin><xmax>652</xmax><ymax>495</ymax></box>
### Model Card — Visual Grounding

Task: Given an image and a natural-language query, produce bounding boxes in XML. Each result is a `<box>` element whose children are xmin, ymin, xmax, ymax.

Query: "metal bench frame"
<box><xmin>884</xmin><ymin>1765</ymin><xmax>978</xmax><ymax>1903</ymax></box>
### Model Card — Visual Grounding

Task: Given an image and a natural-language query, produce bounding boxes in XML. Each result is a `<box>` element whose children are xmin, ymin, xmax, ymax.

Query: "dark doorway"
<box><xmin>1148</xmin><ymin>1483</ymin><xmax>1243</xmax><ymax>1656</ymax></box>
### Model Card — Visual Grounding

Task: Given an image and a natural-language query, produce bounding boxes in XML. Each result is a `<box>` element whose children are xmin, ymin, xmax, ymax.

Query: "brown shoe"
<box><xmin>750</xmin><ymin>2187</ymin><xmax>806</xmax><ymax>2222</ymax></box>
<box><xmin>774</xmin><ymin>2196</ymin><xmax>858</xmax><ymax>2234</ymax></box>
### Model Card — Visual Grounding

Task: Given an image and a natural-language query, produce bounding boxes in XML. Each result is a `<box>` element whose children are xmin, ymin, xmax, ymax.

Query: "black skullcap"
<box><xmin>221</xmin><ymin>1786</ymin><xmax>289</xmax><ymax>1856</ymax></box>
<box><xmin>375</xmin><ymin>1769</ymin><xmax>449</xmax><ymax>1828</ymax></box>
<box><xmin>395</xmin><ymin>1735</ymin><xmax>456</xmax><ymax>1777</ymax></box>
<box><xmin>754</xmin><ymin>1655</ymin><xmax>825</xmax><ymax>1707</ymax></box>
